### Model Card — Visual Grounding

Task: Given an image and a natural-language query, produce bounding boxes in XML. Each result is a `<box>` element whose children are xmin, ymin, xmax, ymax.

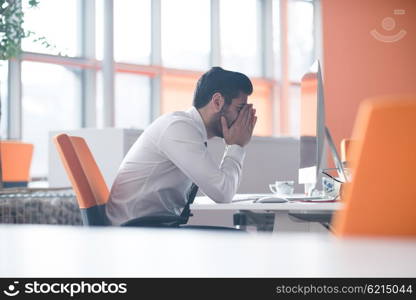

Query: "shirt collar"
<box><xmin>187</xmin><ymin>106</ymin><xmax>208</xmax><ymax>143</ymax></box>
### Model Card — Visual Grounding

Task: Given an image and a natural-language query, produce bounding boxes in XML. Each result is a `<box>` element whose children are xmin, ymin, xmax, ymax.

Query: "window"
<box><xmin>114</xmin><ymin>0</ymin><xmax>151</xmax><ymax>64</ymax></box>
<box><xmin>95</xmin><ymin>0</ymin><xmax>104</xmax><ymax>60</ymax></box>
<box><xmin>161</xmin><ymin>0</ymin><xmax>210</xmax><ymax>70</ymax></box>
<box><xmin>96</xmin><ymin>71</ymin><xmax>152</xmax><ymax>129</ymax></box>
<box><xmin>0</xmin><ymin>64</ymin><xmax>8</xmax><ymax>138</ymax></box>
<box><xmin>288</xmin><ymin>0</ymin><xmax>315</xmax><ymax>81</ymax></box>
<box><xmin>160</xmin><ymin>73</ymin><xmax>273</xmax><ymax>136</ymax></box>
<box><xmin>161</xmin><ymin>73</ymin><xmax>198</xmax><ymax>114</ymax></box>
<box><xmin>250</xmin><ymin>80</ymin><xmax>274</xmax><ymax>136</ymax></box>
<box><xmin>273</xmin><ymin>0</ymin><xmax>281</xmax><ymax>79</ymax></box>
<box><xmin>4</xmin><ymin>0</ymin><xmax>320</xmax><ymax>180</ymax></box>
<box><xmin>288</xmin><ymin>84</ymin><xmax>301</xmax><ymax>135</ymax></box>
<box><xmin>22</xmin><ymin>62</ymin><xmax>81</xmax><ymax>177</ymax></box>
<box><xmin>22</xmin><ymin>0</ymin><xmax>80</xmax><ymax>57</ymax></box>
<box><xmin>220</xmin><ymin>0</ymin><xmax>261</xmax><ymax>76</ymax></box>
<box><xmin>115</xmin><ymin>73</ymin><xmax>151</xmax><ymax>129</ymax></box>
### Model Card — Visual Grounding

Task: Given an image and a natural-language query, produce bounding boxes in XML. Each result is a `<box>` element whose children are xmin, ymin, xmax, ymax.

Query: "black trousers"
<box><xmin>121</xmin><ymin>216</ymin><xmax>244</xmax><ymax>232</ymax></box>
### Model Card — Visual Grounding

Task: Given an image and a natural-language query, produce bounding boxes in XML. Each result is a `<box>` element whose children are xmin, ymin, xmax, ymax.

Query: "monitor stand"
<box><xmin>298</xmin><ymin>127</ymin><xmax>350</xmax><ymax>196</ymax></box>
<box><xmin>324</xmin><ymin>126</ymin><xmax>349</xmax><ymax>182</ymax></box>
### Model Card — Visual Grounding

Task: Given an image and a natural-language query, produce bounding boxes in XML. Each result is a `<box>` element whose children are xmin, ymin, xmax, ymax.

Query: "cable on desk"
<box><xmin>320</xmin><ymin>222</ymin><xmax>332</xmax><ymax>232</ymax></box>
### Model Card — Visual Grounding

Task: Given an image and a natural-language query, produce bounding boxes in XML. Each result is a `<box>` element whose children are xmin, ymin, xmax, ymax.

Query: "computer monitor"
<box><xmin>298</xmin><ymin>60</ymin><xmax>347</xmax><ymax>195</ymax></box>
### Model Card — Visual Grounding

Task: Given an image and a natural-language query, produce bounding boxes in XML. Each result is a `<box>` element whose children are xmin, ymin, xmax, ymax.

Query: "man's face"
<box><xmin>212</xmin><ymin>92</ymin><xmax>248</xmax><ymax>138</ymax></box>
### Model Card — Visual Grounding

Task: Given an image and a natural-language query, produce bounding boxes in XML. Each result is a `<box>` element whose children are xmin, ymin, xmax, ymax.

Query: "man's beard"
<box><xmin>211</xmin><ymin>107</ymin><xmax>229</xmax><ymax>138</ymax></box>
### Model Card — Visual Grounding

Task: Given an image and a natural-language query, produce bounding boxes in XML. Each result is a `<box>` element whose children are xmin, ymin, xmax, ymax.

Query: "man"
<box><xmin>106</xmin><ymin>67</ymin><xmax>257</xmax><ymax>226</ymax></box>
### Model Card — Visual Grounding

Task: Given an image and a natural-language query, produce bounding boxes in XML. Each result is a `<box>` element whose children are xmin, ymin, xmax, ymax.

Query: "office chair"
<box><xmin>54</xmin><ymin>134</ymin><xmax>241</xmax><ymax>231</ymax></box>
<box><xmin>54</xmin><ymin>134</ymin><xmax>111</xmax><ymax>226</ymax></box>
<box><xmin>332</xmin><ymin>95</ymin><xmax>416</xmax><ymax>237</ymax></box>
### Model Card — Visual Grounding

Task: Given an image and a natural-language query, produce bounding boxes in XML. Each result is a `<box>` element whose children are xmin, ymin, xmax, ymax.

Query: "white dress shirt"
<box><xmin>106</xmin><ymin>107</ymin><xmax>246</xmax><ymax>225</ymax></box>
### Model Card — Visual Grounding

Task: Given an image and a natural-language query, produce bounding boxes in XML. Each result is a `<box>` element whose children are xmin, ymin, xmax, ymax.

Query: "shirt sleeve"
<box><xmin>158</xmin><ymin>120</ymin><xmax>245</xmax><ymax>203</ymax></box>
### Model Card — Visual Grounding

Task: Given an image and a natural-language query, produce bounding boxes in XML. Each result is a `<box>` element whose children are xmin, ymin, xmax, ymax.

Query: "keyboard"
<box><xmin>232</xmin><ymin>193</ymin><xmax>336</xmax><ymax>203</ymax></box>
<box><xmin>231</xmin><ymin>194</ymin><xmax>269</xmax><ymax>202</ymax></box>
<box><xmin>285</xmin><ymin>195</ymin><xmax>334</xmax><ymax>201</ymax></box>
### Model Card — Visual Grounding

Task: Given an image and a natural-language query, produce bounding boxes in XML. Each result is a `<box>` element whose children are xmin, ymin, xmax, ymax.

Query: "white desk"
<box><xmin>1</xmin><ymin>225</ymin><xmax>415</xmax><ymax>277</ymax></box>
<box><xmin>192</xmin><ymin>196</ymin><xmax>342</xmax><ymax>211</ymax></box>
<box><xmin>191</xmin><ymin>195</ymin><xmax>342</xmax><ymax>232</ymax></box>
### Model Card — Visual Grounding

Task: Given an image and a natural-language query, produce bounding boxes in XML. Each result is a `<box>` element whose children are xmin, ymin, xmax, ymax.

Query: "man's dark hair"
<box><xmin>193</xmin><ymin>67</ymin><xmax>253</xmax><ymax>108</ymax></box>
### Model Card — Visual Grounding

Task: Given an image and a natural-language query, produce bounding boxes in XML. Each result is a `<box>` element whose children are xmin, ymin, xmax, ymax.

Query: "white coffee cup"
<box><xmin>322</xmin><ymin>177</ymin><xmax>341</xmax><ymax>198</ymax></box>
<box><xmin>269</xmin><ymin>180</ymin><xmax>295</xmax><ymax>195</ymax></box>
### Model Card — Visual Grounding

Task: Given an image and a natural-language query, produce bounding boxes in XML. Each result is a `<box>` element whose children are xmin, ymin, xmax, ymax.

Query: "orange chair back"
<box><xmin>1</xmin><ymin>141</ymin><xmax>33</xmax><ymax>182</ymax></box>
<box><xmin>333</xmin><ymin>95</ymin><xmax>416</xmax><ymax>237</ymax></box>
<box><xmin>53</xmin><ymin>134</ymin><xmax>109</xmax><ymax>209</ymax></box>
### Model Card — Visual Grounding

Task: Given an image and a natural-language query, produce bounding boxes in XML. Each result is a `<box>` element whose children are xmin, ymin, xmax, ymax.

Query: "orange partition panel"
<box><xmin>322</xmin><ymin>0</ymin><xmax>416</xmax><ymax>157</ymax></box>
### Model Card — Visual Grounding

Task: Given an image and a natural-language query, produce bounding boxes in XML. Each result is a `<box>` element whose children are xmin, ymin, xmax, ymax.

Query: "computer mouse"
<box><xmin>255</xmin><ymin>196</ymin><xmax>288</xmax><ymax>203</ymax></box>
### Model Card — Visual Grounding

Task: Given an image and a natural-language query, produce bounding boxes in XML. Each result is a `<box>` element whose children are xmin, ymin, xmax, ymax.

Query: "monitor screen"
<box><xmin>298</xmin><ymin>60</ymin><xmax>325</xmax><ymax>185</ymax></box>
<box><xmin>298</xmin><ymin>60</ymin><xmax>348</xmax><ymax>190</ymax></box>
